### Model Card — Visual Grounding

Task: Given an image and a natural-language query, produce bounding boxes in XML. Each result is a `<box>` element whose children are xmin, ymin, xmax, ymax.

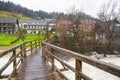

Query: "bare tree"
<box><xmin>55</xmin><ymin>7</ymin><xmax>95</xmax><ymax>54</ymax></box>
<box><xmin>55</xmin><ymin>14</ymin><xmax>70</xmax><ymax>48</ymax></box>
<box><xmin>96</xmin><ymin>1</ymin><xmax>120</xmax><ymax>56</ymax></box>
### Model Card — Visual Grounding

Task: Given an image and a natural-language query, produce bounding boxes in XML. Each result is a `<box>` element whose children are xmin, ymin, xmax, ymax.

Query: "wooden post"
<box><xmin>42</xmin><ymin>43</ymin><xmax>45</xmax><ymax>58</ymax></box>
<box><xmin>42</xmin><ymin>43</ymin><xmax>47</xmax><ymax>61</ymax></box>
<box><xmin>35</xmin><ymin>40</ymin><xmax>37</xmax><ymax>51</ymax></box>
<box><xmin>46</xmin><ymin>24</ymin><xmax>49</xmax><ymax>39</ymax></box>
<box><xmin>38</xmin><ymin>39</ymin><xmax>40</xmax><ymax>47</ymax></box>
<box><xmin>30</xmin><ymin>41</ymin><xmax>33</xmax><ymax>54</ymax></box>
<box><xmin>13</xmin><ymin>49</ymin><xmax>17</xmax><ymax>76</ymax></box>
<box><xmin>20</xmin><ymin>45</ymin><xmax>23</xmax><ymax>63</ymax></box>
<box><xmin>51</xmin><ymin>48</ymin><xmax>55</xmax><ymax>71</ymax></box>
<box><xmin>40</xmin><ymin>39</ymin><xmax>42</xmax><ymax>45</ymax></box>
<box><xmin>23</xmin><ymin>43</ymin><xmax>26</xmax><ymax>58</ymax></box>
<box><xmin>75</xmin><ymin>59</ymin><xmax>82</xmax><ymax>80</ymax></box>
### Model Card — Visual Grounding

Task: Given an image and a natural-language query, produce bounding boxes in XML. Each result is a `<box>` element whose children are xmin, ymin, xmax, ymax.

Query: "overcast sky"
<box><xmin>3</xmin><ymin>0</ymin><xmax>120</xmax><ymax>17</ymax></box>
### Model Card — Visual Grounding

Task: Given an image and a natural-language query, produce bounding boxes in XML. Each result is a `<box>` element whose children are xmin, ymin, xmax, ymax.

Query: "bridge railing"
<box><xmin>42</xmin><ymin>40</ymin><xmax>120</xmax><ymax>80</ymax></box>
<box><xmin>0</xmin><ymin>39</ymin><xmax>42</xmax><ymax>80</ymax></box>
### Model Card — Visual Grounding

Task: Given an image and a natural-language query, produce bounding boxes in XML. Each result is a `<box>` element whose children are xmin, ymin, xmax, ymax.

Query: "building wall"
<box><xmin>0</xmin><ymin>23</ymin><xmax>16</xmax><ymax>33</ymax></box>
<box><xmin>23</xmin><ymin>25</ymin><xmax>47</xmax><ymax>34</ymax></box>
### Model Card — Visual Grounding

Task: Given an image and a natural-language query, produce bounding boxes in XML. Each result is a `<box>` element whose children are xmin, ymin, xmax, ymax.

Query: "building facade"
<box><xmin>19</xmin><ymin>19</ymin><xmax>55</xmax><ymax>34</ymax></box>
<box><xmin>0</xmin><ymin>18</ymin><xmax>19</xmax><ymax>34</ymax></box>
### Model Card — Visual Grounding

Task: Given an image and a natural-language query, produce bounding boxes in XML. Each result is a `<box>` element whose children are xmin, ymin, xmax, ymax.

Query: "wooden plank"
<box><xmin>15</xmin><ymin>48</ymin><xmax>61</xmax><ymax>80</ymax></box>
<box><xmin>0</xmin><ymin>74</ymin><xmax>9</xmax><ymax>78</ymax></box>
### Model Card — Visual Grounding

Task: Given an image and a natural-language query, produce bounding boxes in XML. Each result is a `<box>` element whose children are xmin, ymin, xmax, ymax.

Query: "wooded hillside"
<box><xmin>0</xmin><ymin>1</ymin><xmax>58</xmax><ymax>19</ymax></box>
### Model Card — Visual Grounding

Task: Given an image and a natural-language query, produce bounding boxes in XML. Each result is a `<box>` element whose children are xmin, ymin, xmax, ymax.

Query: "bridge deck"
<box><xmin>16</xmin><ymin>48</ymin><xmax>61</xmax><ymax>80</ymax></box>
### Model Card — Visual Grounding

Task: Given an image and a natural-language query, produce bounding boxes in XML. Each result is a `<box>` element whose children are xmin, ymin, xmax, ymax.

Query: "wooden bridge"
<box><xmin>0</xmin><ymin>39</ymin><xmax>120</xmax><ymax>80</ymax></box>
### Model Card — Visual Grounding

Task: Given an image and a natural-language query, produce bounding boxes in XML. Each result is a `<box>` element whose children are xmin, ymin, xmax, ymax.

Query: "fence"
<box><xmin>42</xmin><ymin>40</ymin><xmax>120</xmax><ymax>80</ymax></box>
<box><xmin>0</xmin><ymin>39</ymin><xmax>42</xmax><ymax>80</ymax></box>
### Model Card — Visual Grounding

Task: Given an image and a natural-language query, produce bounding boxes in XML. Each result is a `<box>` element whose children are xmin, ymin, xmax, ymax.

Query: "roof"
<box><xmin>0</xmin><ymin>17</ymin><xmax>18</xmax><ymax>24</ymax></box>
<box><xmin>19</xmin><ymin>20</ymin><xmax>48</xmax><ymax>26</ymax></box>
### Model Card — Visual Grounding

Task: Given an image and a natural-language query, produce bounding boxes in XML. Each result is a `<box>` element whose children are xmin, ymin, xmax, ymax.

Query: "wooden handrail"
<box><xmin>42</xmin><ymin>40</ymin><xmax>120</xmax><ymax>80</ymax></box>
<box><xmin>0</xmin><ymin>39</ymin><xmax>42</xmax><ymax>79</ymax></box>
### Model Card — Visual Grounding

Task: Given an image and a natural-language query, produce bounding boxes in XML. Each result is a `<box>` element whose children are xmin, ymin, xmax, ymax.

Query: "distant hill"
<box><xmin>0</xmin><ymin>1</ymin><xmax>57</xmax><ymax>19</ymax></box>
<box><xmin>0</xmin><ymin>11</ymin><xmax>32</xmax><ymax>20</ymax></box>
<box><xmin>0</xmin><ymin>1</ymin><xmax>95</xmax><ymax>20</ymax></box>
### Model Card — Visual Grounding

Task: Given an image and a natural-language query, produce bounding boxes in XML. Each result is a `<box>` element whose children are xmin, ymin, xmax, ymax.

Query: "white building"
<box><xmin>19</xmin><ymin>19</ymin><xmax>55</xmax><ymax>34</ymax></box>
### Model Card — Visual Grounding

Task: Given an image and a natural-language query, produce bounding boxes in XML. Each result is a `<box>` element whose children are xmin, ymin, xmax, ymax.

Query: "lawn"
<box><xmin>0</xmin><ymin>34</ymin><xmax>46</xmax><ymax>45</ymax></box>
<box><xmin>0</xmin><ymin>33</ymin><xmax>55</xmax><ymax>50</ymax></box>
<box><xmin>0</xmin><ymin>34</ymin><xmax>18</xmax><ymax>45</ymax></box>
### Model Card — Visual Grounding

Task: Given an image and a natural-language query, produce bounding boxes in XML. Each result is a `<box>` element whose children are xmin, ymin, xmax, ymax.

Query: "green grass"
<box><xmin>0</xmin><ymin>33</ymin><xmax>55</xmax><ymax>50</ymax></box>
<box><xmin>0</xmin><ymin>34</ymin><xmax>46</xmax><ymax>45</ymax></box>
<box><xmin>0</xmin><ymin>11</ymin><xmax>32</xmax><ymax>20</ymax></box>
<box><xmin>0</xmin><ymin>34</ymin><xmax>18</xmax><ymax>45</ymax></box>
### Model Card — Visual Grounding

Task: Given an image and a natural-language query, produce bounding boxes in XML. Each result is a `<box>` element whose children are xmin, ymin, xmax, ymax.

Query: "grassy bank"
<box><xmin>0</xmin><ymin>34</ymin><xmax>18</xmax><ymax>45</ymax></box>
<box><xmin>0</xmin><ymin>33</ymin><xmax>54</xmax><ymax>50</ymax></box>
<box><xmin>0</xmin><ymin>34</ymin><xmax>45</xmax><ymax>45</ymax></box>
